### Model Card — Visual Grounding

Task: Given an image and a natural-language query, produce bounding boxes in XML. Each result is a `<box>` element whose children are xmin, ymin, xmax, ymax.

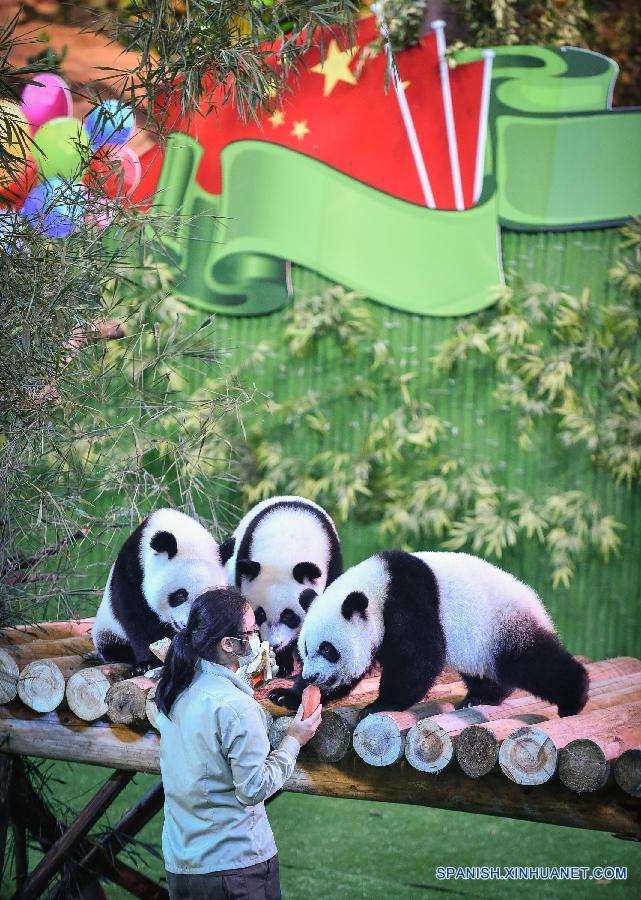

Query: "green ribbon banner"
<box><xmin>152</xmin><ymin>46</ymin><xmax>641</xmax><ymax>317</ymax></box>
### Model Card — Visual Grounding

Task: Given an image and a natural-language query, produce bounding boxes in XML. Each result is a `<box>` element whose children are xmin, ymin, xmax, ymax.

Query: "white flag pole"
<box><xmin>431</xmin><ymin>19</ymin><xmax>464</xmax><ymax>211</ymax></box>
<box><xmin>473</xmin><ymin>49</ymin><xmax>495</xmax><ymax>204</ymax></box>
<box><xmin>372</xmin><ymin>3</ymin><xmax>436</xmax><ymax>209</ymax></box>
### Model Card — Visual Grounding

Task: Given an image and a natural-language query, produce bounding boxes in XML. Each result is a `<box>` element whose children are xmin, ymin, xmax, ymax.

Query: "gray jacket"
<box><xmin>157</xmin><ymin>660</ymin><xmax>300</xmax><ymax>874</ymax></box>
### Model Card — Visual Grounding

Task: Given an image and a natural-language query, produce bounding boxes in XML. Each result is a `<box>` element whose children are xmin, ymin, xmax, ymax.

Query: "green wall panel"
<box><xmin>197</xmin><ymin>227</ymin><xmax>639</xmax><ymax>661</ymax></box>
<box><xmin>73</xmin><ymin>226</ymin><xmax>639</xmax><ymax>663</ymax></box>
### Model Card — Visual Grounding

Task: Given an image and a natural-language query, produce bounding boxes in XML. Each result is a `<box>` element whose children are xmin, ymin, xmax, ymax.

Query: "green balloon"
<box><xmin>32</xmin><ymin>117</ymin><xmax>90</xmax><ymax>180</ymax></box>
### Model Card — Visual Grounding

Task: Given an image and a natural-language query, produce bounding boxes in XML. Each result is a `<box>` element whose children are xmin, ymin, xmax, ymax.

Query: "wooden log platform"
<box><xmin>0</xmin><ymin>703</ymin><xmax>639</xmax><ymax>839</ymax></box>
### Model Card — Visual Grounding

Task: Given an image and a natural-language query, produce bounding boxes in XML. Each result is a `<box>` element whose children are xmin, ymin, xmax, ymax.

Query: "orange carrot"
<box><xmin>301</xmin><ymin>684</ymin><xmax>321</xmax><ymax>720</ymax></box>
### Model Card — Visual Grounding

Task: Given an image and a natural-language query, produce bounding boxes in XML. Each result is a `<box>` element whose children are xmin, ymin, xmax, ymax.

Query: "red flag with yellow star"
<box><xmin>137</xmin><ymin>13</ymin><xmax>487</xmax><ymax>210</ymax></box>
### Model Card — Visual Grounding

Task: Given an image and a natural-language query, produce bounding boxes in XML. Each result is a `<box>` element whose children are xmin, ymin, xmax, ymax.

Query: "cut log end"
<box><xmin>18</xmin><ymin>659</ymin><xmax>66</xmax><ymax>713</ymax></box>
<box><xmin>269</xmin><ymin>716</ymin><xmax>294</xmax><ymax>750</ymax></box>
<box><xmin>66</xmin><ymin>664</ymin><xmax>131</xmax><ymax>722</ymax></box>
<box><xmin>310</xmin><ymin>708</ymin><xmax>359</xmax><ymax>763</ymax></box>
<box><xmin>260</xmin><ymin>706</ymin><xmax>274</xmax><ymax>734</ymax></box>
<box><xmin>613</xmin><ymin>748</ymin><xmax>641</xmax><ymax>798</ymax></box>
<box><xmin>558</xmin><ymin>740</ymin><xmax>609</xmax><ymax>794</ymax></box>
<box><xmin>456</xmin><ymin>725</ymin><xmax>500</xmax><ymax>778</ymax></box>
<box><xmin>105</xmin><ymin>677</ymin><xmax>153</xmax><ymax>725</ymax></box>
<box><xmin>353</xmin><ymin>714</ymin><xmax>404</xmax><ymax>767</ymax></box>
<box><xmin>499</xmin><ymin>726</ymin><xmax>557</xmax><ymax>786</ymax></box>
<box><xmin>0</xmin><ymin>649</ymin><xmax>19</xmax><ymax>704</ymax></box>
<box><xmin>145</xmin><ymin>683</ymin><xmax>160</xmax><ymax>731</ymax></box>
<box><xmin>404</xmin><ymin>719</ymin><xmax>453</xmax><ymax>773</ymax></box>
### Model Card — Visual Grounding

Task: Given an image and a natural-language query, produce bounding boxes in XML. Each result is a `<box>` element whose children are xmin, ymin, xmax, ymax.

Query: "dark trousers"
<box><xmin>166</xmin><ymin>854</ymin><xmax>281</xmax><ymax>900</ymax></box>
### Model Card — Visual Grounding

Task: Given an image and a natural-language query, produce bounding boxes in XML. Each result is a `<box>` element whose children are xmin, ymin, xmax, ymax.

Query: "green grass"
<box><xmin>2</xmin><ymin>761</ymin><xmax>639</xmax><ymax>899</ymax></box>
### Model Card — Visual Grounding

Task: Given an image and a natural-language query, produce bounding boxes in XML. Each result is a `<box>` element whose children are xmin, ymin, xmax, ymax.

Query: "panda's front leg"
<box><xmin>358</xmin><ymin>641</ymin><xmax>446</xmax><ymax>722</ymax></box>
<box><xmin>268</xmin><ymin>674</ymin><xmax>306</xmax><ymax>710</ymax></box>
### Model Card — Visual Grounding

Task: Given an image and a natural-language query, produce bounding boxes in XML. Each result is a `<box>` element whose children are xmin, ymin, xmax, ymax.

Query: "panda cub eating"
<box><xmin>269</xmin><ymin>550</ymin><xmax>588</xmax><ymax>720</ymax></box>
<box><xmin>223</xmin><ymin>495</ymin><xmax>343</xmax><ymax>676</ymax></box>
<box><xmin>93</xmin><ymin>508</ymin><xmax>227</xmax><ymax>673</ymax></box>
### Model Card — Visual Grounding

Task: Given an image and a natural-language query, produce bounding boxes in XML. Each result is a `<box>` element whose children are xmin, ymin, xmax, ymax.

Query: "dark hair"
<box><xmin>155</xmin><ymin>587</ymin><xmax>249</xmax><ymax>718</ymax></box>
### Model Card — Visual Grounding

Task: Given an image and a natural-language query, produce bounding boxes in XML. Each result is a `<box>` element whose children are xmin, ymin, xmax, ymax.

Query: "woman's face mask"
<box><xmin>229</xmin><ymin>633</ymin><xmax>261</xmax><ymax>667</ymax></box>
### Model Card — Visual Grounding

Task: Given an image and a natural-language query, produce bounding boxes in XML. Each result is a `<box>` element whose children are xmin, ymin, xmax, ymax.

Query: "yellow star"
<box><xmin>291</xmin><ymin>120</ymin><xmax>310</xmax><ymax>141</ymax></box>
<box><xmin>402</xmin><ymin>80</ymin><xmax>411</xmax><ymax>90</ymax></box>
<box><xmin>268</xmin><ymin>110</ymin><xmax>285</xmax><ymax>128</ymax></box>
<box><xmin>311</xmin><ymin>39</ymin><xmax>360</xmax><ymax>97</ymax></box>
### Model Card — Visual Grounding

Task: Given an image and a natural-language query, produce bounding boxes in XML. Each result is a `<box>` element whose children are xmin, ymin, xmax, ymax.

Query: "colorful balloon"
<box><xmin>0</xmin><ymin>156</ymin><xmax>38</xmax><ymax>209</ymax></box>
<box><xmin>84</xmin><ymin>100</ymin><xmax>135</xmax><ymax>149</ymax></box>
<box><xmin>87</xmin><ymin>144</ymin><xmax>141</xmax><ymax>197</ymax></box>
<box><xmin>31</xmin><ymin>117</ymin><xmax>90</xmax><ymax>181</ymax></box>
<box><xmin>0</xmin><ymin>100</ymin><xmax>31</xmax><ymax>185</ymax></box>
<box><xmin>20</xmin><ymin>73</ymin><xmax>73</xmax><ymax>134</ymax></box>
<box><xmin>21</xmin><ymin>177</ymin><xmax>87</xmax><ymax>238</ymax></box>
<box><xmin>85</xmin><ymin>196</ymin><xmax>117</xmax><ymax>230</ymax></box>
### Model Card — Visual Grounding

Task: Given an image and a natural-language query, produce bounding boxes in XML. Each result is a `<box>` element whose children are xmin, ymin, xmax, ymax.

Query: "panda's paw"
<box><xmin>456</xmin><ymin>695</ymin><xmax>489</xmax><ymax>710</ymax></box>
<box><xmin>131</xmin><ymin>661</ymin><xmax>155</xmax><ymax>677</ymax></box>
<box><xmin>267</xmin><ymin>687</ymin><xmax>302</xmax><ymax>710</ymax></box>
<box><xmin>357</xmin><ymin>700</ymin><xmax>392</xmax><ymax>722</ymax></box>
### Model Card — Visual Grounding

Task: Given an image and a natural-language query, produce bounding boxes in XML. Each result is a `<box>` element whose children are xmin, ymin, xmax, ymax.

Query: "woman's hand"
<box><xmin>285</xmin><ymin>703</ymin><xmax>323</xmax><ymax>747</ymax></box>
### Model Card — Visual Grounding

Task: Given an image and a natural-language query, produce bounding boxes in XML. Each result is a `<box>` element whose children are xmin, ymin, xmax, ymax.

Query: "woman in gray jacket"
<box><xmin>155</xmin><ymin>586</ymin><xmax>322</xmax><ymax>899</ymax></box>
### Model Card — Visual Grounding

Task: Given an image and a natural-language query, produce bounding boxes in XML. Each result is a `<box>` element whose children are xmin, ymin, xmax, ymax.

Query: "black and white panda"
<box><xmin>269</xmin><ymin>550</ymin><xmax>588</xmax><ymax>720</ymax></box>
<box><xmin>222</xmin><ymin>495</ymin><xmax>343</xmax><ymax>675</ymax></box>
<box><xmin>93</xmin><ymin>508</ymin><xmax>227</xmax><ymax>672</ymax></box>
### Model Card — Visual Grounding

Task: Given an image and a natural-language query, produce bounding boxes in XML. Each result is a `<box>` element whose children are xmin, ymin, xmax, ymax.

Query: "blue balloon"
<box><xmin>21</xmin><ymin>178</ymin><xmax>86</xmax><ymax>238</ymax></box>
<box><xmin>84</xmin><ymin>100</ymin><xmax>135</xmax><ymax>149</ymax></box>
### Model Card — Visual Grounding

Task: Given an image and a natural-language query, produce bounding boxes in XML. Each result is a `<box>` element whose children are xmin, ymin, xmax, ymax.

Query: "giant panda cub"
<box><xmin>223</xmin><ymin>495</ymin><xmax>343</xmax><ymax>675</ymax></box>
<box><xmin>93</xmin><ymin>508</ymin><xmax>227</xmax><ymax>673</ymax></box>
<box><xmin>269</xmin><ymin>550</ymin><xmax>588</xmax><ymax>720</ymax></box>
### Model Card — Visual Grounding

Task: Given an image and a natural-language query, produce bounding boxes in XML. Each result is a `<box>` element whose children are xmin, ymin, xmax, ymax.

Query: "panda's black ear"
<box><xmin>341</xmin><ymin>591</ymin><xmax>369</xmax><ymax>620</ymax></box>
<box><xmin>299</xmin><ymin>588</ymin><xmax>318</xmax><ymax>612</ymax></box>
<box><xmin>293</xmin><ymin>562</ymin><xmax>322</xmax><ymax>584</ymax></box>
<box><xmin>150</xmin><ymin>531</ymin><xmax>178</xmax><ymax>559</ymax></box>
<box><xmin>237</xmin><ymin>558</ymin><xmax>261</xmax><ymax>581</ymax></box>
<box><xmin>219</xmin><ymin>537</ymin><xmax>235</xmax><ymax>565</ymax></box>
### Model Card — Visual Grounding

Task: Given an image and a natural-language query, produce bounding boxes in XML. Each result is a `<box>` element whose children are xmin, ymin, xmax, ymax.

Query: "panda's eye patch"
<box><xmin>319</xmin><ymin>641</ymin><xmax>340</xmax><ymax>663</ymax></box>
<box><xmin>280</xmin><ymin>609</ymin><xmax>301</xmax><ymax>629</ymax></box>
<box><xmin>255</xmin><ymin>607</ymin><xmax>267</xmax><ymax>626</ymax></box>
<box><xmin>168</xmin><ymin>588</ymin><xmax>189</xmax><ymax>607</ymax></box>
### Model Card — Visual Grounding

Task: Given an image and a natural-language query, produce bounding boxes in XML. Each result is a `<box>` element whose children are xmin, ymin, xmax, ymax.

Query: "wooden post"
<box><xmin>614</xmin><ymin>747</ymin><xmax>641</xmax><ymax>798</ymax></box>
<box><xmin>454</xmin><ymin>678</ymin><xmax>641</xmax><ymax>778</ymax></box>
<box><xmin>260</xmin><ymin>706</ymin><xmax>274</xmax><ymax>734</ymax></box>
<box><xmin>0</xmin><ymin>650</ymin><xmax>19</xmax><ymax>704</ymax></box>
<box><xmin>499</xmin><ymin>700</ymin><xmax>641</xmax><ymax>786</ymax></box>
<box><xmin>145</xmin><ymin>682</ymin><xmax>160</xmax><ymax>730</ymax></box>
<box><xmin>269</xmin><ymin>716</ymin><xmax>294</xmax><ymax>750</ymax></box>
<box><xmin>55</xmin><ymin>780</ymin><xmax>165</xmax><ymax>899</ymax></box>
<box><xmin>0</xmin><ymin>754</ymin><xmax>13</xmax><ymax>885</ymax></box>
<box><xmin>0</xmin><ymin>619</ymin><xmax>95</xmax><ymax>646</ymax></box>
<box><xmin>13</xmin><ymin>769</ymin><xmax>135</xmax><ymax>900</ymax></box>
<box><xmin>311</xmin><ymin>707</ymin><xmax>361</xmax><ymax>763</ymax></box>
<box><xmin>66</xmin><ymin>664</ymin><xmax>132</xmax><ymax>722</ymax></box>
<box><xmin>106</xmin><ymin>677</ymin><xmax>155</xmax><ymax>725</ymax></box>
<box><xmin>1</xmin><ymin>705</ymin><xmax>640</xmax><ymax>838</ymax></box>
<box><xmin>354</xmin><ymin>701</ymin><xmax>456</xmax><ymax>767</ymax></box>
<box><xmin>18</xmin><ymin>656</ymin><xmax>91</xmax><ymax>713</ymax></box>
<box><xmin>12</xmin><ymin>822</ymin><xmax>27</xmax><ymax>890</ymax></box>
<box><xmin>5</xmin><ymin>637</ymin><xmax>96</xmax><ymax>668</ymax></box>
<box><xmin>456</xmin><ymin>716</ymin><xmax>550</xmax><ymax>778</ymax></box>
<box><xmin>558</xmin><ymin>725</ymin><xmax>641</xmax><ymax>794</ymax></box>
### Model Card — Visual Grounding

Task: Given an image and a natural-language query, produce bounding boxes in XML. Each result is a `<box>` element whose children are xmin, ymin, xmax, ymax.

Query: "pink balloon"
<box><xmin>21</xmin><ymin>73</ymin><xmax>73</xmax><ymax>134</ymax></box>
<box><xmin>116</xmin><ymin>145</ymin><xmax>142</xmax><ymax>195</ymax></box>
<box><xmin>87</xmin><ymin>144</ymin><xmax>141</xmax><ymax>197</ymax></box>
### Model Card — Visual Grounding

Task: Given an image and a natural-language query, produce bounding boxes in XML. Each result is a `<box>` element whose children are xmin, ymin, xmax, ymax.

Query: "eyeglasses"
<box><xmin>234</xmin><ymin>628</ymin><xmax>260</xmax><ymax>640</ymax></box>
